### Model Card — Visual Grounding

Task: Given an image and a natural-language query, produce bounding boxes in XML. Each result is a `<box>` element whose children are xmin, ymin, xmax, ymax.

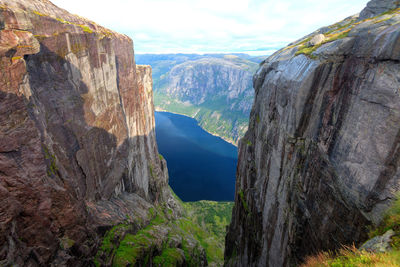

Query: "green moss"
<box><xmin>246</xmin><ymin>140</ymin><xmax>253</xmax><ymax>146</ymax></box>
<box><xmin>158</xmin><ymin>154</ymin><xmax>164</xmax><ymax>161</ymax></box>
<box><xmin>239</xmin><ymin>190</ymin><xmax>250</xmax><ymax>214</ymax></box>
<box><xmin>79</xmin><ymin>24</ymin><xmax>93</xmax><ymax>33</ymax></box>
<box><xmin>42</xmin><ymin>145</ymin><xmax>58</xmax><ymax>176</ymax></box>
<box><xmin>60</xmin><ymin>237</ymin><xmax>75</xmax><ymax>249</ymax></box>
<box><xmin>153</xmin><ymin>248</ymin><xmax>184</xmax><ymax>266</ymax></box>
<box><xmin>369</xmin><ymin>194</ymin><xmax>400</xmax><ymax>249</ymax></box>
<box><xmin>113</xmin><ymin>232</ymin><xmax>153</xmax><ymax>266</ymax></box>
<box><xmin>95</xmin><ymin>192</ymin><xmax>232</xmax><ymax>266</ymax></box>
<box><xmin>33</xmin><ymin>10</ymin><xmax>47</xmax><ymax>17</ymax></box>
<box><xmin>55</xmin><ymin>17</ymin><xmax>72</xmax><ymax>25</ymax></box>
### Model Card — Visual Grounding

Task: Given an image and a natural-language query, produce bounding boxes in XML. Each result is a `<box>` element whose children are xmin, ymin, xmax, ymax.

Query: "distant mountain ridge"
<box><xmin>136</xmin><ymin>53</ymin><xmax>265</xmax><ymax>144</ymax></box>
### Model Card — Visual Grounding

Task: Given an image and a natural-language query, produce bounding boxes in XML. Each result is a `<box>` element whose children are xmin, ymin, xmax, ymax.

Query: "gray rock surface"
<box><xmin>225</xmin><ymin>1</ymin><xmax>400</xmax><ymax>266</ymax></box>
<box><xmin>360</xmin><ymin>0</ymin><xmax>400</xmax><ymax>19</ymax></box>
<box><xmin>360</xmin><ymin>229</ymin><xmax>395</xmax><ymax>253</ymax></box>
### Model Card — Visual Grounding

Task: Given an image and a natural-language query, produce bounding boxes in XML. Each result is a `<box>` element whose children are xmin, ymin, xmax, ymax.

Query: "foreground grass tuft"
<box><xmin>302</xmin><ymin>195</ymin><xmax>400</xmax><ymax>267</ymax></box>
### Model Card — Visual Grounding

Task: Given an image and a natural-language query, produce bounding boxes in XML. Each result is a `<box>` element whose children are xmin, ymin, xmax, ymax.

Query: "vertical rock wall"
<box><xmin>226</xmin><ymin>2</ymin><xmax>400</xmax><ymax>266</ymax></box>
<box><xmin>0</xmin><ymin>0</ymin><xmax>170</xmax><ymax>265</ymax></box>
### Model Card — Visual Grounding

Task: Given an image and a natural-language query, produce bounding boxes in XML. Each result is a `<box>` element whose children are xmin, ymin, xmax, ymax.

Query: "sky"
<box><xmin>50</xmin><ymin>0</ymin><xmax>369</xmax><ymax>55</ymax></box>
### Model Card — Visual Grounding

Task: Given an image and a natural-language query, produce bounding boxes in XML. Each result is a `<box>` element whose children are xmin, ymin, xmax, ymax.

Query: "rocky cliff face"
<box><xmin>0</xmin><ymin>1</ymin><xmax>203</xmax><ymax>265</ymax></box>
<box><xmin>226</xmin><ymin>1</ymin><xmax>400</xmax><ymax>266</ymax></box>
<box><xmin>139</xmin><ymin>55</ymin><xmax>259</xmax><ymax>144</ymax></box>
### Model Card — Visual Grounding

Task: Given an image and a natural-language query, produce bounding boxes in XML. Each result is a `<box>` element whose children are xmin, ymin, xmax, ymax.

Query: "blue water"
<box><xmin>155</xmin><ymin>111</ymin><xmax>237</xmax><ymax>201</ymax></box>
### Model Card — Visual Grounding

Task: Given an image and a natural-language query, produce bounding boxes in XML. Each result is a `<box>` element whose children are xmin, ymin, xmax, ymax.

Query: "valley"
<box><xmin>155</xmin><ymin>111</ymin><xmax>237</xmax><ymax>201</ymax></box>
<box><xmin>136</xmin><ymin>54</ymin><xmax>264</xmax><ymax>145</ymax></box>
<box><xmin>1</xmin><ymin>0</ymin><xmax>400</xmax><ymax>266</ymax></box>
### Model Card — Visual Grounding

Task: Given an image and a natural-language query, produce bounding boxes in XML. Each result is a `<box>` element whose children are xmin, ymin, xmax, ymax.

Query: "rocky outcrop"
<box><xmin>360</xmin><ymin>0</ymin><xmax>400</xmax><ymax>19</ymax></box>
<box><xmin>0</xmin><ymin>1</ymin><xmax>202</xmax><ymax>265</ymax></box>
<box><xmin>226</xmin><ymin>1</ymin><xmax>400</xmax><ymax>266</ymax></box>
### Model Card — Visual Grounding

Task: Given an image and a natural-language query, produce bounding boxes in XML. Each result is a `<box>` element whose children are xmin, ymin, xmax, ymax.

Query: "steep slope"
<box><xmin>0</xmin><ymin>0</ymin><xmax>205</xmax><ymax>265</ymax></box>
<box><xmin>226</xmin><ymin>1</ymin><xmax>400</xmax><ymax>266</ymax></box>
<box><xmin>137</xmin><ymin>54</ymin><xmax>260</xmax><ymax>144</ymax></box>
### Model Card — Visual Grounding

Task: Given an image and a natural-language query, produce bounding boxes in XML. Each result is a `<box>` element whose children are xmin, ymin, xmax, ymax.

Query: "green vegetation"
<box><xmin>42</xmin><ymin>145</ymin><xmax>58</xmax><ymax>176</ymax></box>
<box><xmin>295</xmin><ymin>29</ymin><xmax>351</xmax><ymax>58</ymax></box>
<box><xmin>302</xmin><ymin>195</ymin><xmax>400</xmax><ymax>267</ymax></box>
<box><xmin>136</xmin><ymin>54</ymin><xmax>261</xmax><ymax>144</ymax></box>
<box><xmin>239</xmin><ymin>190</ymin><xmax>249</xmax><ymax>214</ymax></box>
<box><xmin>95</xmin><ymin>199</ymin><xmax>234</xmax><ymax>266</ymax></box>
<box><xmin>369</xmin><ymin>194</ymin><xmax>400</xmax><ymax>247</ymax></box>
<box><xmin>295</xmin><ymin>8</ymin><xmax>400</xmax><ymax>59</ymax></box>
<box><xmin>184</xmin><ymin>201</ymin><xmax>234</xmax><ymax>265</ymax></box>
<box><xmin>11</xmin><ymin>56</ymin><xmax>22</xmax><ymax>61</ymax></box>
<box><xmin>302</xmin><ymin>246</ymin><xmax>400</xmax><ymax>267</ymax></box>
<box><xmin>79</xmin><ymin>24</ymin><xmax>94</xmax><ymax>33</ymax></box>
<box><xmin>155</xmin><ymin>92</ymin><xmax>249</xmax><ymax>145</ymax></box>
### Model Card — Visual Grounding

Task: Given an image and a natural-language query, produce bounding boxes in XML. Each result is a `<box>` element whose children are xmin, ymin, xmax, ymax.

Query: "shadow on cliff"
<box><xmin>0</xmin><ymin>42</ymin><xmax>166</xmax><ymax>265</ymax></box>
<box><xmin>24</xmin><ymin>43</ymin><xmax>164</xmax><ymax>202</ymax></box>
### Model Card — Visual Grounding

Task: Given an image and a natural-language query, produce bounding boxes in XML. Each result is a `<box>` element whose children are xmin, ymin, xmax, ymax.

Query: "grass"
<box><xmin>295</xmin><ymin>30</ymin><xmax>351</xmax><ymax>58</ymax></box>
<box><xmin>294</xmin><ymin>8</ymin><xmax>400</xmax><ymax>59</ymax></box>
<box><xmin>302</xmin><ymin>245</ymin><xmax>400</xmax><ymax>267</ymax></box>
<box><xmin>369</xmin><ymin>194</ymin><xmax>400</xmax><ymax>248</ymax></box>
<box><xmin>302</xmin><ymin>195</ymin><xmax>400</xmax><ymax>267</ymax></box>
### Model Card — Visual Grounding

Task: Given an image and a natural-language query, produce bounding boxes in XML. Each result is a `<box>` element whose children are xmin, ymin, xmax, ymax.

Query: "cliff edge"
<box><xmin>0</xmin><ymin>0</ymin><xmax>205</xmax><ymax>265</ymax></box>
<box><xmin>226</xmin><ymin>1</ymin><xmax>400</xmax><ymax>266</ymax></box>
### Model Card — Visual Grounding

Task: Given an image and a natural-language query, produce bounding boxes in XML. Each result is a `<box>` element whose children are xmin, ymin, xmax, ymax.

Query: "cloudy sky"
<box><xmin>51</xmin><ymin>0</ymin><xmax>369</xmax><ymax>55</ymax></box>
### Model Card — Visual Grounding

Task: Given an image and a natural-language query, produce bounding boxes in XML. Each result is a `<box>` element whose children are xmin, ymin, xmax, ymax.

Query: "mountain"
<box><xmin>226</xmin><ymin>1</ymin><xmax>400</xmax><ymax>266</ymax></box>
<box><xmin>0</xmin><ymin>1</ymin><xmax>213</xmax><ymax>265</ymax></box>
<box><xmin>136</xmin><ymin>54</ymin><xmax>263</xmax><ymax>144</ymax></box>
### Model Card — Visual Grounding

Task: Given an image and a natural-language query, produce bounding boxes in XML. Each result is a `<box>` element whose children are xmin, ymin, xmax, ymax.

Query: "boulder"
<box><xmin>360</xmin><ymin>230</ymin><xmax>395</xmax><ymax>253</ymax></box>
<box><xmin>308</xmin><ymin>34</ymin><xmax>326</xmax><ymax>46</ymax></box>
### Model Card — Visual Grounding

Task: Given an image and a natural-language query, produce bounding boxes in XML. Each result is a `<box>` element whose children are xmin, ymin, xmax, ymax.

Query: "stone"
<box><xmin>360</xmin><ymin>230</ymin><xmax>395</xmax><ymax>253</ymax></box>
<box><xmin>308</xmin><ymin>34</ymin><xmax>326</xmax><ymax>46</ymax></box>
<box><xmin>360</xmin><ymin>0</ymin><xmax>400</xmax><ymax>20</ymax></box>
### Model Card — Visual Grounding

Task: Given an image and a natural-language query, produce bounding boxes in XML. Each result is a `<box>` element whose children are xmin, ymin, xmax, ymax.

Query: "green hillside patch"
<box><xmin>184</xmin><ymin>201</ymin><xmax>234</xmax><ymax>265</ymax></box>
<box><xmin>95</xmin><ymin>197</ymin><xmax>234</xmax><ymax>266</ymax></box>
<box><xmin>154</xmin><ymin>92</ymin><xmax>248</xmax><ymax>145</ymax></box>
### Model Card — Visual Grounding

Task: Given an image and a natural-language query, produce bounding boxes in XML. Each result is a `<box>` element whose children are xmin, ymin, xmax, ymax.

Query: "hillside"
<box><xmin>136</xmin><ymin>54</ymin><xmax>262</xmax><ymax>144</ymax></box>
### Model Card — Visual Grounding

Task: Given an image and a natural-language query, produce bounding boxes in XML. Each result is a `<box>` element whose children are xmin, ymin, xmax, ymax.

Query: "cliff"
<box><xmin>137</xmin><ymin>54</ymin><xmax>259</xmax><ymax>144</ymax></box>
<box><xmin>0</xmin><ymin>0</ymin><xmax>205</xmax><ymax>265</ymax></box>
<box><xmin>226</xmin><ymin>1</ymin><xmax>400</xmax><ymax>266</ymax></box>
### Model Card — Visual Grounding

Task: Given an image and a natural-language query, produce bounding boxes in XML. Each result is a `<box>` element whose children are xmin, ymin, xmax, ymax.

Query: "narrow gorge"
<box><xmin>1</xmin><ymin>0</ymin><xmax>400</xmax><ymax>266</ymax></box>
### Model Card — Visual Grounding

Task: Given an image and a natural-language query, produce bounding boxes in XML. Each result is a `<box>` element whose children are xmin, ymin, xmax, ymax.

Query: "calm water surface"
<box><xmin>155</xmin><ymin>111</ymin><xmax>237</xmax><ymax>201</ymax></box>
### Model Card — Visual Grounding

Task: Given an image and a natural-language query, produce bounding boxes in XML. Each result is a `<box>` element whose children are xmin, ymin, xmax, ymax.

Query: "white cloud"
<box><xmin>50</xmin><ymin>0</ymin><xmax>370</xmax><ymax>54</ymax></box>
